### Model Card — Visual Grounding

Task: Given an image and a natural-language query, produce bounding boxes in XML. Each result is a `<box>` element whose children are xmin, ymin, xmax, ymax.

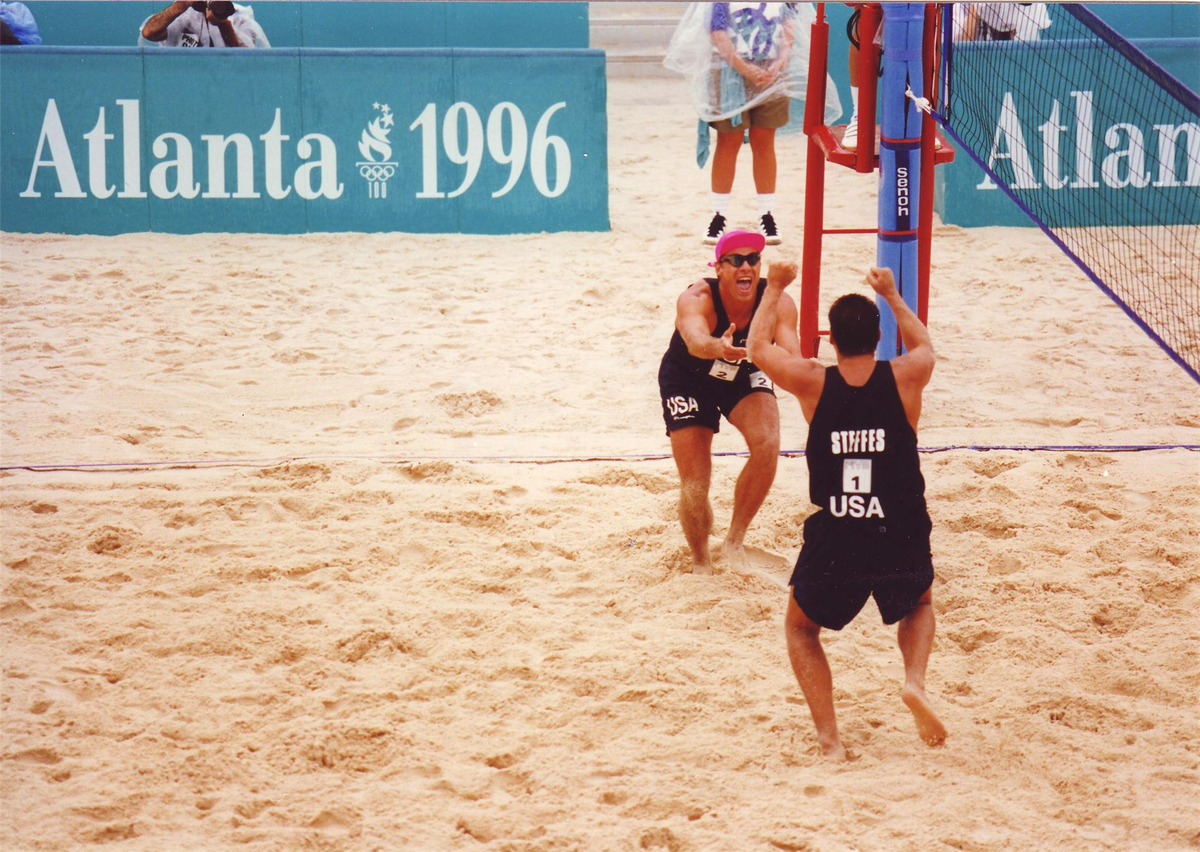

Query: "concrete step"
<box><xmin>603</xmin><ymin>50</ymin><xmax>676</xmax><ymax>78</ymax></box>
<box><xmin>588</xmin><ymin>1</ymin><xmax>682</xmax><ymax>22</ymax></box>
<box><xmin>589</xmin><ymin>1</ymin><xmax>683</xmax><ymax>77</ymax></box>
<box><xmin>590</xmin><ymin>20</ymin><xmax>677</xmax><ymax>50</ymax></box>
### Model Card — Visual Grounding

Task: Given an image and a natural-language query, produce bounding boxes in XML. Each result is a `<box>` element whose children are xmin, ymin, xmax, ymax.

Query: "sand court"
<box><xmin>3</xmin><ymin>75</ymin><xmax>1199</xmax><ymax>851</ymax></box>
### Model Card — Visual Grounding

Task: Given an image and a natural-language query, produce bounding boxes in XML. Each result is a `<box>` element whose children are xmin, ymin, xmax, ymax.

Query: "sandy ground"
<box><xmin>2</xmin><ymin>74</ymin><xmax>1199</xmax><ymax>852</ymax></box>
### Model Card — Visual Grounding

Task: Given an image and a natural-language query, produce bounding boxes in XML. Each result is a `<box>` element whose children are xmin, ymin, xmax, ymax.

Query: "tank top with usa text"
<box><xmin>805</xmin><ymin>361</ymin><xmax>929</xmax><ymax>526</ymax></box>
<box><xmin>663</xmin><ymin>278</ymin><xmax>766</xmax><ymax>374</ymax></box>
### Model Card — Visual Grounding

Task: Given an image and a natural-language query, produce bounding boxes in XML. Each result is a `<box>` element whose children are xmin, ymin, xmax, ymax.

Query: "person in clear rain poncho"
<box><xmin>666</xmin><ymin>2</ymin><xmax>841</xmax><ymax>246</ymax></box>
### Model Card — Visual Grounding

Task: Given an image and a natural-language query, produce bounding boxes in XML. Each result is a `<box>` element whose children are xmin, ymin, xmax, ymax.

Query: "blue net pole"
<box><xmin>877</xmin><ymin>3</ymin><xmax>926</xmax><ymax>359</ymax></box>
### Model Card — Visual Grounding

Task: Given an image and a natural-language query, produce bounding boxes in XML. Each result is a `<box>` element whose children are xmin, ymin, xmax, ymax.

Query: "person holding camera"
<box><xmin>139</xmin><ymin>1</ymin><xmax>270</xmax><ymax>48</ymax></box>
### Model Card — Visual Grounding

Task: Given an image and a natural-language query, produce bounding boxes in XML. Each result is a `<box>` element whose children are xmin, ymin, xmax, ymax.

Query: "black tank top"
<box><xmin>663</xmin><ymin>278</ymin><xmax>766</xmax><ymax>372</ymax></box>
<box><xmin>805</xmin><ymin>362</ymin><xmax>929</xmax><ymax>525</ymax></box>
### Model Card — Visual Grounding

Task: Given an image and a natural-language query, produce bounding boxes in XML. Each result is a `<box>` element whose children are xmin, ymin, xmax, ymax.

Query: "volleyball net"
<box><xmin>938</xmin><ymin>4</ymin><xmax>1200</xmax><ymax>384</ymax></box>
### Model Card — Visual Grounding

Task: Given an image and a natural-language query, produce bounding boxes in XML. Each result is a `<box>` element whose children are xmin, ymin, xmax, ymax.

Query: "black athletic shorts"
<box><xmin>789</xmin><ymin>509</ymin><xmax>934</xmax><ymax>630</ymax></box>
<box><xmin>658</xmin><ymin>353</ymin><xmax>775</xmax><ymax>435</ymax></box>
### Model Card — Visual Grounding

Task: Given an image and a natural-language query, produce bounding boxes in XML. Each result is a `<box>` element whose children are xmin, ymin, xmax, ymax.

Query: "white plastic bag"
<box><xmin>665</xmin><ymin>2</ymin><xmax>842</xmax><ymax>126</ymax></box>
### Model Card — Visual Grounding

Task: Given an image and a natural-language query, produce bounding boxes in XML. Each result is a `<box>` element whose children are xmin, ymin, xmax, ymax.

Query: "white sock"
<box><xmin>711</xmin><ymin>192</ymin><xmax>732</xmax><ymax>216</ymax></box>
<box><xmin>849</xmin><ymin>86</ymin><xmax>859</xmax><ymax>121</ymax></box>
<box><xmin>757</xmin><ymin>194</ymin><xmax>776</xmax><ymax>217</ymax></box>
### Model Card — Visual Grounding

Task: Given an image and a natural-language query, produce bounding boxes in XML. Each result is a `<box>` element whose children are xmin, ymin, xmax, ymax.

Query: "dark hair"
<box><xmin>828</xmin><ymin>294</ymin><xmax>879</xmax><ymax>356</ymax></box>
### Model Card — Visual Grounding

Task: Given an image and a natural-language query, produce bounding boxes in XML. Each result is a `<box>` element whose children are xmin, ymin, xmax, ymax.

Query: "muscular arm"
<box><xmin>866</xmin><ymin>267</ymin><xmax>935</xmax><ymax>428</ymax></box>
<box><xmin>676</xmin><ymin>283</ymin><xmax>746</xmax><ymax>362</ymax></box>
<box><xmin>141</xmin><ymin>1</ymin><xmax>192</xmax><ymax>41</ymax></box>
<box><xmin>771</xmin><ymin>287</ymin><xmax>801</xmax><ymax>356</ymax></box>
<box><xmin>746</xmin><ymin>263</ymin><xmax>824</xmax><ymax>420</ymax></box>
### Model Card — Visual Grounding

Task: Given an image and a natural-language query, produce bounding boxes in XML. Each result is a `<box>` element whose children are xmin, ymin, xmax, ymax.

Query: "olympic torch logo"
<box><xmin>357</xmin><ymin>102</ymin><xmax>397</xmax><ymax>199</ymax></box>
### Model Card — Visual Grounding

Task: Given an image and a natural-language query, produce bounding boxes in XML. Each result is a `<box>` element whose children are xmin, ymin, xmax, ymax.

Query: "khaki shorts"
<box><xmin>710</xmin><ymin>95</ymin><xmax>790</xmax><ymax>133</ymax></box>
<box><xmin>708</xmin><ymin>59</ymin><xmax>791</xmax><ymax>133</ymax></box>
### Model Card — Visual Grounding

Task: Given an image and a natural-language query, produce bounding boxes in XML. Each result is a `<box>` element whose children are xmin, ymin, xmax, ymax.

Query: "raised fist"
<box><xmin>865</xmin><ymin>266</ymin><xmax>897</xmax><ymax>296</ymax></box>
<box><xmin>767</xmin><ymin>260</ymin><xmax>799</xmax><ymax>290</ymax></box>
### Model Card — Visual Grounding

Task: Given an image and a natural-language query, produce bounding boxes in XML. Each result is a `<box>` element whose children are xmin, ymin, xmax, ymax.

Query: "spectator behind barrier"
<box><xmin>140</xmin><ymin>1</ymin><xmax>270</xmax><ymax>48</ymax></box>
<box><xmin>954</xmin><ymin>3</ymin><xmax>1052</xmax><ymax>42</ymax></box>
<box><xmin>0</xmin><ymin>1</ymin><xmax>41</xmax><ymax>44</ymax></box>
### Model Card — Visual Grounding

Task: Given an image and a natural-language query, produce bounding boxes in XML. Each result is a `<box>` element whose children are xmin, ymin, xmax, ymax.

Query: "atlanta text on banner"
<box><xmin>937</xmin><ymin>39</ymin><xmax>1199</xmax><ymax>228</ymax></box>
<box><xmin>0</xmin><ymin>47</ymin><xmax>609</xmax><ymax>235</ymax></box>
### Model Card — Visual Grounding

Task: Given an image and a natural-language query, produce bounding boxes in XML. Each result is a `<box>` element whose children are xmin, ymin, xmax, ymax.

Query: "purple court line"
<box><xmin>2</xmin><ymin>444</ymin><xmax>1197</xmax><ymax>472</ymax></box>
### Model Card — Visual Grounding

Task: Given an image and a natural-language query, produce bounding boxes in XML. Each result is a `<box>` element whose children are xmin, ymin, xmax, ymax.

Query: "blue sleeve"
<box><xmin>710</xmin><ymin>2</ymin><xmax>730</xmax><ymax>32</ymax></box>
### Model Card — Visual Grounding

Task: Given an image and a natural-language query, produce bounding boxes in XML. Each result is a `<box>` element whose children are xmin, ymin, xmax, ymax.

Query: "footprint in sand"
<box><xmin>436</xmin><ymin>391</ymin><xmax>502</xmax><ymax>417</ymax></box>
<box><xmin>86</xmin><ymin>526</ymin><xmax>136</xmax><ymax>555</ymax></box>
<box><xmin>1</xmin><ymin>599</ymin><xmax>36</xmax><ymax>618</ymax></box>
<box><xmin>9</xmin><ymin>747</ymin><xmax>62</xmax><ymax>765</ymax></box>
<box><xmin>714</xmin><ymin>543</ymin><xmax>792</xmax><ymax>587</ymax></box>
<box><xmin>309</xmin><ymin>809</ymin><xmax>358</xmax><ymax>834</ymax></box>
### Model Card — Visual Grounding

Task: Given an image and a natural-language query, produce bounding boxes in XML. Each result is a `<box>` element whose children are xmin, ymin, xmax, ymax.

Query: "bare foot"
<box><xmin>902</xmin><ymin>685</ymin><xmax>947</xmax><ymax>746</ymax></box>
<box><xmin>818</xmin><ymin>737</ymin><xmax>850</xmax><ymax>762</ymax></box>
<box><xmin>691</xmin><ymin>560</ymin><xmax>713</xmax><ymax>576</ymax></box>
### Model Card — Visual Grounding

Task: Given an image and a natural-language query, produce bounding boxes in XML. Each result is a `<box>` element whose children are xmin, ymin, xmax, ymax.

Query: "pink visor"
<box><xmin>710</xmin><ymin>229</ymin><xmax>766</xmax><ymax>266</ymax></box>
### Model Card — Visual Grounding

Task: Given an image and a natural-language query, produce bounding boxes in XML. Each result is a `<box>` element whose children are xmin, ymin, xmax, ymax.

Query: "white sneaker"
<box><xmin>842</xmin><ymin>115</ymin><xmax>859</xmax><ymax>151</ymax></box>
<box><xmin>758</xmin><ymin>212</ymin><xmax>782</xmax><ymax>246</ymax></box>
<box><xmin>842</xmin><ymin>116</ymin><xmax>941</xmax><ymax>151</ymax></box>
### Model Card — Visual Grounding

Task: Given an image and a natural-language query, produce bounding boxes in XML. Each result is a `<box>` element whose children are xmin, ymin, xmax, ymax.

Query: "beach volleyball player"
<box><xmin>746</xmin><ymin>264</ymin><xmax>947</xmax><ymax>759</ymax></box>
<box><xmin>658</xmin><ymin>231</ymin><xmax>801</xmax><ymax>575</ymax></box>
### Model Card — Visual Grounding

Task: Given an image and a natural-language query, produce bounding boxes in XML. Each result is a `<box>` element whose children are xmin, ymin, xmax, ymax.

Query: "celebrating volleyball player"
<box><xmin>746</xmin><ymin>264</ymin><xmax>946</xmax><ymax>759</ymax></box>
<box><xmin>658</xmin><ymin>231</ymin><xmax>801</xmax><ymax>576</ymax></box>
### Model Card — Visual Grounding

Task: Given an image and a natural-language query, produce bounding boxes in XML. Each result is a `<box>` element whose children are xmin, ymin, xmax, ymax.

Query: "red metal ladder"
<box><xmin>798</xmin><ymin>3</ymin><xmax>955</xmax><ymax>357</ymax></box>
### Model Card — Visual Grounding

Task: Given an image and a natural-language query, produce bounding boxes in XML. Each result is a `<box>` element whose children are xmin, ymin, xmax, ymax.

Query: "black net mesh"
<box><xmin>941</xmin><ymin>3</ymin><xmax>1199</xmax><ymax>381</ymax></box>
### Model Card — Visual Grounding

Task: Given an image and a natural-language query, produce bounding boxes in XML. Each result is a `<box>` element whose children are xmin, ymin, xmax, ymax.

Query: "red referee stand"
<box><xmin>799</xmin><ymin>3</ymin><xmax>956</xmax><ymax>357</ymax></box>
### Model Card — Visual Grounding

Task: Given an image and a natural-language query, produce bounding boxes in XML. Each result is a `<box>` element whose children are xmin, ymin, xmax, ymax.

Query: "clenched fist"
<box><xmin>865</xmin><ymin>266</ymin><xmax>897</xmax><ymax>297</ymax></box>
<box><xmin>766</xmin><ymin>260</ymin><xmax>799</xmax><ymax>290</ymax></box>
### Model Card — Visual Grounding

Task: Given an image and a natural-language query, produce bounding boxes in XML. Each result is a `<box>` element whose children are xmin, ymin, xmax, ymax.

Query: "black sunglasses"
<box><xmin>719</xmin><ymin>252</ymin><xmax>761</xmax><ymax>267</ymax></box>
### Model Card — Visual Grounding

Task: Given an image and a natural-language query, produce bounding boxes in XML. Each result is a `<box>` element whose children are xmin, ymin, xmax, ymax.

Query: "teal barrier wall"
<box><xmin>19</xmin><ymin>2</ymin><xmax>588</xmax><ymax>48</ymax></box>
<box><xmin>1056</xmin><ymin>3</ymin><xmax>1198</xmax><ymax>41</ymax></box>
<box><xmin>0</xmin><ymin>46</ymin><xmax>609</xmax><ymax>235</ymax></box>
<box><xmin>936</xmin><ymin>38</ymin><xmax>1199</xmax><ymax>228</ymax></box>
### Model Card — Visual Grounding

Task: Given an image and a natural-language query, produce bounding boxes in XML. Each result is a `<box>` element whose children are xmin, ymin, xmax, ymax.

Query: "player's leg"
<box><xmin>722</xmin><ymin>390</ymin><xmax>780</xmax><ymax>573</ymax></box>
<box><xmin>785</xmin><ymin>593</ymin><xmax>847</xmax><ymax>760</ymax></box>
<box><xmin>896</xmin><ymin>587</ymin><xmax>947</xmax><ymax>745</ymax></box>
<box><xmin>669</xmin><ymin>425</ymin><xmax>716</xmax><ymax>574</ymax></box>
